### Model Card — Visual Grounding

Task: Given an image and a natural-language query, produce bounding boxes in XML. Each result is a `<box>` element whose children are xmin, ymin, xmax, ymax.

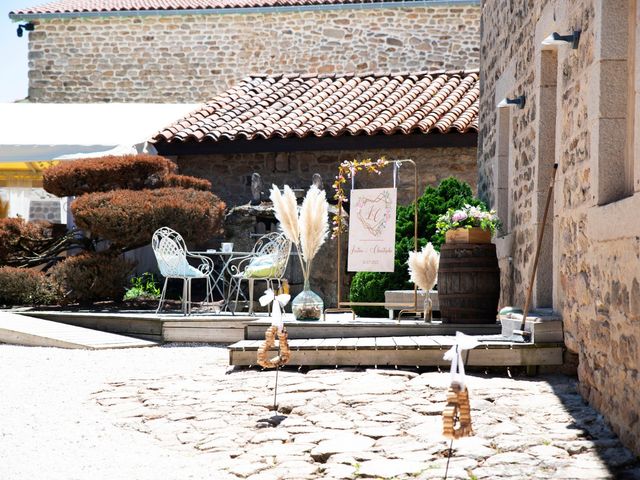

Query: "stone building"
<box><xmin>479</xmin><ymin>1</ymin><xmax>640</xmax><ymax>453</ymax></box>
<box><xmin>152</xmin><ymin>72</ymin><xmax>479</xmax><ymax>207</ymax></box>
<box><xmin>151</xmin><ymin>70</ymin><xmax>479</xmax><ymax>305</ymax></box>
<box><xmin>7</xmin><ymin>0</ymin><xmax>482</xmax><ymax>305</ymax></box>
<box><xmin>10</xmin><ymin>0</ymin><xmax>480</xmax><ymax>103</ymax></box>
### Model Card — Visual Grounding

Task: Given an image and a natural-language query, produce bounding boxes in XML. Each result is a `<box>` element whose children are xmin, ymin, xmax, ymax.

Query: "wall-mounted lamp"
<box><xmin>497</xmin><ymin>95</ymin><xmax>526</xmax><ymax>109</ymax></box>
<box><xmin>16</xmin><ymin>22</ymin><xmax>35</xmax><ymax>38</ymax></box>
<box><xmin>542</xmin><ymin>30</ymin><xmax>581</xmax><ymax>49</ymax></box>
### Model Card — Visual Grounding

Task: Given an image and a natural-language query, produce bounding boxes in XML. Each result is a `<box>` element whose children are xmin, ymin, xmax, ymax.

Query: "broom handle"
<box><xmin>521</xmin><ymin>163</ymin><xmax>558</xmax><ymax>330</ymax></box>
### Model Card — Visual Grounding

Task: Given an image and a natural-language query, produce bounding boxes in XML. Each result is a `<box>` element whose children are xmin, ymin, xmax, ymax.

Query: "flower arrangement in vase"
<box><xmin>436</xmin><ymin>204</ymin><xmax>501</xmax><ymax>244</ymax></box>
<box><xmin>270</xmin><ymin>185</ymin><xmax>329</xmax><ymax>321</ymax></box>
<box><xmin>407</xmin><ymin>243</ymin><xmax>440</xmax><ymax>320</ymax></box>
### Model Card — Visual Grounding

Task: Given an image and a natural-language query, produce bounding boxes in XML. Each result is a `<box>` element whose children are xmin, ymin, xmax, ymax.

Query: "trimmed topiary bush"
<box><xmin>0</xmin><ymin>267</ymin><xmax>59</xmax><ymax>306</ymax></box>
<box><xmin>350</xmin><ymin>177</ymin><xmax>486</xmax><ymax>317</ymax></box>
<box><xmin>0</xmin><ymin>218</ymin><xmax>52</xmax><ymax>265</ymax></box>
<box><xmin>43</xmin><ymin>154</ymin><xmax>182</xmax><ymax>197</ymax></box>
<box><xmin>163</xmin><ymin>173</ymin><xmax>211</xmax><ymax>191</ymax></box>
<box><xmin>49</xmin><ymin>252</ymin><xmax>135</xmax><ymax>303</ymax></box>
<box><xmin>71</xmin><ymin>188</ymin><xmax>226</xmax><ymax>249</ymax></box>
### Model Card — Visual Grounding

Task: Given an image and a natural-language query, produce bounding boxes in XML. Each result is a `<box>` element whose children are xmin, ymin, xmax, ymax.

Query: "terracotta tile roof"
<box><xmin>152</xmin><ymin>71</ymin><xmax>479</xmax><ymax>145</ymax></box>
<box><xmin>12</xmin><ymin>0</ymin><xmax>428</xmax><ymax>15</ymax></box>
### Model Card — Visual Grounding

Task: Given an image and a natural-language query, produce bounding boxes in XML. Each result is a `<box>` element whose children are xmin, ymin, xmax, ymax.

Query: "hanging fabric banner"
<box><xmin>347</xmin><ymin>187</ymin><xmax>397</xmax><ymax>272</ymax></box>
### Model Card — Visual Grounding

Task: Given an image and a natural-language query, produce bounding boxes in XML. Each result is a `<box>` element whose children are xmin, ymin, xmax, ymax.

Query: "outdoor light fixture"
<box><xmin>497</xmin><ymin>95</ymin><xmax>526</xmax><ymax>109</ymax></box>
<box><xmin>542</xmin><ymin>30</ymin><xmax>581</xmax><ymax>49</ymax></box>
<box><xmin>16</xmin><ymin>22</ymin><xmax>35</xmax><ymax>37</ymax></box>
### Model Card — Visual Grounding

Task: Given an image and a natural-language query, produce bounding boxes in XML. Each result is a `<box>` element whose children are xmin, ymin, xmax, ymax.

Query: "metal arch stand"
<box><xmin>326</xmin><ymin>158</ymin><xmax>420</xmax><ymax>320</ymax></box>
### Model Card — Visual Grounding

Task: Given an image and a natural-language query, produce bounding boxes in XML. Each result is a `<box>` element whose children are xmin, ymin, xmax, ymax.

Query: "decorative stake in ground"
<box><xmin>442</xmin><ymin>381</ymin><xmax>473</xmax><ymax>439</ymax></box>
<box><xmin>442</xmin><ymin>332</ymin><xmax>479</xmax><ymax>440</ymax></box>
<box><xmin>256</xmin><ymin>290</ymin><xmax>292</xmax><ymax>412</ymax></box>
<box><xmin>257</xmin><ymin>325</ymin><xmax>291</xmax><ymax>369</ymax></box>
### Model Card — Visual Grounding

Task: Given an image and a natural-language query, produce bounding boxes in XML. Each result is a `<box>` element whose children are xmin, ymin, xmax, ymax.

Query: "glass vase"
<box><xmin>423</xmin><ymin>295</ymin><xmax>433</xmax><ymax>322</ymax></box>
<box><xmin>292</xmin><ymin>280</ymin><xmax>323</xmax><ymax>321</ymax></box>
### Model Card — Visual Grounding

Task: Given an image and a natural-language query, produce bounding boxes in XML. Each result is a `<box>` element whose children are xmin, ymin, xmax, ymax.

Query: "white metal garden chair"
<box><xmin>152</xmin><ymin>227</ymin><xmax>215</xmax><ymax>315</ymax></box>
<box><xmin>226</xmin><ymin>232</ymin><xmax>292</xmax><ymax>315</ymax></box>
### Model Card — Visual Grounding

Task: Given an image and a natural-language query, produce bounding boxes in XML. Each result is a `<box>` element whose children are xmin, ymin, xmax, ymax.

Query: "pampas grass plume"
<box><xmin>269</xmin><ymin>184</ymin><xmax>300</xmax><ymax>245</ymax></box>
<box><xmin>299</xmin><ymin>185</ymin><xmax>329</xmax><ymax>264</ymax></box>
<box><xmin>408</xmin><ymin>243</ymin><xmax>439</xmax><ymax>292</ymax></box>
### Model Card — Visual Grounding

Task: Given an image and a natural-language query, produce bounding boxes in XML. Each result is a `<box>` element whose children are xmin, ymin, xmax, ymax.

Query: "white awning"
<box><xmin>0</xmin><ymin>103</ymin><xmax>199</xmax><ymax>162</ymax></box>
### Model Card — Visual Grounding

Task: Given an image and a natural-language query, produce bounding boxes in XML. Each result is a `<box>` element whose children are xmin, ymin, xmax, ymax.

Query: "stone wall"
<box><xmin>480</xmin><ymin>0</ymin><xmax>640</xmax><ymax>453</ymax></box>
<box><xmin>25</xmin><ymin>2</ymin><xmax>480</xmax><ymax>102</ymax></box>
<box><xmin>175</xmin><ymin>146</ymin><xmax>478</xmax><ymax>208</ymax></box>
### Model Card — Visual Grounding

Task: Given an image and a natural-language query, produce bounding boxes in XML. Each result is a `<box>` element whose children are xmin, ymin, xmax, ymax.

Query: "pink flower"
<box><xmin>451</xmin><ymin>211</ymin><xmax>468</xmax><ymax>223</ymax></box>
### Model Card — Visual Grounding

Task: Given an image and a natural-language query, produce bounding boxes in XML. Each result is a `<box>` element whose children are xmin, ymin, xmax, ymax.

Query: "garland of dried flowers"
<box><xmin>331</xmin><ymin>157</ymin><xmax>388</xmax><ymax>238</ymax></box>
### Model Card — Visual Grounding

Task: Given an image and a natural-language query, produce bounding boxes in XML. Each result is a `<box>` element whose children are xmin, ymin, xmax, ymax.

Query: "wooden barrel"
<box><xmin>437</xmin><ymin>243</ymin><xmax>500</xmax><ymax>324</ymax></box>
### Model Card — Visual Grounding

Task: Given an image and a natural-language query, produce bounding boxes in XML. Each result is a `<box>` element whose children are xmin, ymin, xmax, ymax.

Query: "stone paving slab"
<box><xmin>92</xmin><ymin>363</ymin><xmax>640</xmax><ymax>479</ymax></box>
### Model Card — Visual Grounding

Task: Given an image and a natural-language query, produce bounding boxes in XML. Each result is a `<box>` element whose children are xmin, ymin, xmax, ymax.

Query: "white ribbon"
<box><xmin>443</xmin><ymin>331</ymin><xmax>479</xmax><ymax>390</ymax></box>
<box><xmin>259</xmin><ymin>289</ymin><xmax>291</xmax><ymax>333</ymax></box>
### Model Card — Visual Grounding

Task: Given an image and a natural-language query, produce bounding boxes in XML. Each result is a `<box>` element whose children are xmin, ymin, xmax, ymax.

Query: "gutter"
<box><xmin>9</xmin><ymin>0</ymin><xmax>479</xmax><ymax>21</ymax></box>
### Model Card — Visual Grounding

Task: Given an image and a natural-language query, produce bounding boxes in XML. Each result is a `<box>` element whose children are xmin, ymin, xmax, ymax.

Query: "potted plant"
<box><xmin>436</xmin><ymin>204</ymin><xmax>501</xmax><ymax>324</ymax></box>
<box><xmin>436</xmin><ymin>204</ymin><xmax>501</xmax><ymax>244</ymax></box>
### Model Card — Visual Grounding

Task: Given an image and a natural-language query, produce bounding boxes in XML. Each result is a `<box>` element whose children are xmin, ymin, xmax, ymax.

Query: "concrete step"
<box><xmin>0</xmin><ymin>312</ymin><xmax>158</xmax><ymax>349</ymax></box>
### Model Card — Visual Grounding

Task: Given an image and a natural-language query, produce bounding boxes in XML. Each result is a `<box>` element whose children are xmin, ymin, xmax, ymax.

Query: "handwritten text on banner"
<box><xmin>347</xmin><ymin>187</ymin><xmax>397</xmax><ymax>272</ymax></box>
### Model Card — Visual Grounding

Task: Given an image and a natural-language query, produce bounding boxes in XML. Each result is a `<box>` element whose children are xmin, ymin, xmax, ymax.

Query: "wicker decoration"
<box><xmin>442</xmin><ymin>382</ymin><xmax>473</xmax><ymax>439</ymax></box>
<box><xmin>257</xmin><ymin>325</ymin><xmax>291</xmax><ymax>369</ymax></box>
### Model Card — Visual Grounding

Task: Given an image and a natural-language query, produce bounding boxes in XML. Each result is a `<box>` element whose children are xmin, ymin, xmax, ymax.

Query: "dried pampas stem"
<box><xmin>408</xmin><ymin>243</ymin><xmax>440</xmax><ymax>292</ymax></box>
<box><xmin>299</xmin><ymin>186</ymin><xmax>329</xmax><ymax>266</ymax></box>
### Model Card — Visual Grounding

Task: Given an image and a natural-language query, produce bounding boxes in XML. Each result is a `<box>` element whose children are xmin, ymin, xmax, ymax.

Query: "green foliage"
<box><xmin>350</xmin><ymin>177</ymin><xmax>486</xmax><ymax>317</ymax></box>
<box><xmin>124</xmin><ymin>273</ymin><xmax>161</xmax><ymax>301</ymax></box>
<box><xmin>0</xmin><ymin>267</ymin><xmax>59</xmax><ymax>306</ymax></box>
<box><xmin>49</xmin><ymin>252</ymin><xmax>135</xmax><ymax>303</ymax></box>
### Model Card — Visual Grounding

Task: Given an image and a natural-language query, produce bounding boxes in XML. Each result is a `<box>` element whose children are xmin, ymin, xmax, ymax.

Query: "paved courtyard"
<box><xmin>0</xmin><ymin>343</ymin><xmax>638</xmax><ymax>480</ymax></box>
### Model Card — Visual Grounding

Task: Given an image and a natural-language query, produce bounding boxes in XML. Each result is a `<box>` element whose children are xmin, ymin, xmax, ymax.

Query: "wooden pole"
<box><xmin>519</xmin><ymin>163</ymin><xmax>558</xmax><ymax>333</ymax></box>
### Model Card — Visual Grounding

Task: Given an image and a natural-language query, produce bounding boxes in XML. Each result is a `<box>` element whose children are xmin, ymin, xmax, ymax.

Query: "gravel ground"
<box><xmin>0</xmin><ymin>344</ymin><xmax>227</xmax><ymax>480</ymax></box>
<box><xmin>1</xmin><ymin>343</ymin><xmax>638</xmax><ymax>480</ymax></box>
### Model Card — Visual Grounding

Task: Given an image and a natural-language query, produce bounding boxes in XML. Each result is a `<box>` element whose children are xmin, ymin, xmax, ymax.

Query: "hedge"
<box><xmin>0</xmin><ymin>267</ymin><xmax>59</xmax><ymax>306</ymax></box>
<box><xmin>71</xmin><ymin>187</ymin><xmax>226</xmax><ymax>249</ymax></box>
<box><xmin>43</xmin><ymin>154</ymin><xmax>178</xmax><ymax>197</ymax></box>
<box><xmin>49</xmin><ymin>252</ymin><xmax>135</xmax><ymax>303</ymax></box>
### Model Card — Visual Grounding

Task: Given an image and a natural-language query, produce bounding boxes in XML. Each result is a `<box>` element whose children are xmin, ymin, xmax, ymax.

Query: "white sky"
<box><xmin>0</xmin><ymin>1</ymin><xmax>43</xmax><ymax>102</ymax></box>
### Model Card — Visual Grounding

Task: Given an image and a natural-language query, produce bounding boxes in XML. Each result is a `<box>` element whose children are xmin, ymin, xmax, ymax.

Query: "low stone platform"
<box><xmin>228</xmin><ymin>335</ymin><xmax>564</xmax><ymax>367</ymax></box>
<box><xmin>0</xmin><ymin>312</ymin><xmax>156</xmax><ymax>349</ymax></box>
<box><xmin>21</xmin><ymin>310</ymin><xmax>253</xmax><ymax>343</ymax></box>
<box><xmin>245</xmin><ymin>316</ymin><xmax>501</xmax><ymax>340</ymax></box>
<box><xmin>20</xmin><ymin>310</ymin><xmax>503</xmax><ymax>345</ymax></box>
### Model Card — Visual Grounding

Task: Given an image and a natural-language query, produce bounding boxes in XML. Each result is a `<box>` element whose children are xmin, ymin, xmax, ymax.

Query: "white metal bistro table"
<box><xmin>193</xmin><ymin>250</ymin><xmax>254</xmax><ymax>311</ymax></box>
